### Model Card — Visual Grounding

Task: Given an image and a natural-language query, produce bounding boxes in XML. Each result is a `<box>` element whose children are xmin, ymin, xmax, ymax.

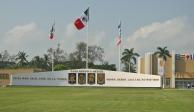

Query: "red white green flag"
<box><xmin>116</xmin><ymin>22</ymin><xmax>121</xmax><ymax>45</ymax></box>
<box><xmin>74</xmin><ymin>7</ymin><xmax>89</xmax><ymax>30</ymax></box>
<box><xmin>49</xmin><ymin>23</ymin><xmax>55</xmax><ymax>40</ymax></box>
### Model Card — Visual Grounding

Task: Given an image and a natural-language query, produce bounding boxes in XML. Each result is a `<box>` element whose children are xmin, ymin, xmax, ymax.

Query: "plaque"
<box><xmin>68</xmin><ymin>73</ymin><xmax>76</xmax><ymax>84</ymax></box>
<box><xmin>97</xmin><ymin>73</ymin><xmax>105</xmax><ymax>85</ymax></box>
<box><xmin>88</xmin><ymin>73</ymin><xmax>95</xmax><ymax>84</ymax></box>
<box><xmin>78</xmin><ymin>73</ymin><xmax>86</xmax><ymax>84</ymax></box>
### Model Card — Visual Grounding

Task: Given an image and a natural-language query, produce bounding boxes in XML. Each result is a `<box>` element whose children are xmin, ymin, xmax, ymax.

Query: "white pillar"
<box><xmin>137</xmin><ymin>57</ymin><xmax>141</xmax><ymax>74</ymax></box>
<box><xmin>171</xmin><ymin>50</ymin><xmax>175</xmax><ymax>88</ymax></box>
<box><xmin>95</xmin><ymin>73</ymin><xmax>97</xmax><ymax>85</ymax></box>
<box><xmin>150</xmin><ymin>53</ymin><xmax>153</xmax><ymax>75</ymax></box>
<box><xmin>9</xmin><ymin>74</ymin><xmax>12</xmax><ymax>86</ymax></box>
<box><xmin>76</xmin><ymin>73</ymin><xmax>78</xmax><ymax>85</ymax></box>
<box><xmin>145</xmin><ymin>52</ymin><xmax>151</xmax><ymax>74</ymax></box>
<box><xmin>86</xmin><ymin>72</ymin><xmax>88</xmax><ymax>85</ymax></box>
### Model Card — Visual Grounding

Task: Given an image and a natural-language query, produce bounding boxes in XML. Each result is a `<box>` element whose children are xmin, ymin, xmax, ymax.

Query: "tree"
<box><xmin>47</xmin><ymin>43</ymin><xmax>66</xmax><ymax>64</ymax></box>
<box><xmin>16</xmin><ymin>51</ymin><xmax>28</xmax><ymax>67</ymax></box>
<box><xmin>55</xmin><ymin>43</ymin><xmax>66</xmax><ymax>63</ymax></box>
<box><xmin>43</xmin><ymin>54</ymin><xmax>50</xmax><ymax>70</ymax></box>
<box><xmin>70</xmin><ymin>42</ymin><xmax>104</xmax><ymax>63</ymax></box>
<box><xmin>88</xmin><ymin>45</ymin><xmax>104</xmax><ymax>63</ymax></box>
<box><xmin>154</xmin><ymin>46</ymin><xmax>171</xmax><ymax>88</ymax></box>
<box><xmin>121</xmin><ymin>48</ymin><xmax>139</xmax><ymax>72</ymax></box>
<box><xmin>75</xmin><ymin>42</ymin><xmax>86</xmax><ymax>61</ymax></box>
<box><xmin>89</xmin><ymin>61</ymin><xmax>116</xmax><ymax>71</ymax></box>
<box><xmin>122</xmin><ymin>62</ymin><xmax>136</xmax><ymax>73</ymax></box>
<box><xmin>0</xmin><ymin>50</ymin><xmax>9</xmax><ymax>62</ymax></box>
<box><xmin>47</xmin><ymin>43</ymin><xmax>67</xmax><ymax>71</ymax></box>
<box><xmin>0</xmin><ymin>51</ymin><xmax>16</xmax><ymax>68</ymax></box>
<box><xmin>9</xmin><ymin>55</ymin><xmax>17</xmax><ymax>63</ymax></box>
<box><xmin>31</xmin><ymin>56</ymin><xmax>44</xmax><ymax>68</ymax></box>
<box><xmin>154</xmin><ymin>46</ymin><xmax>171</xmax><ymax>62</ymax></box>
<box><xmin>30</xmin><ymin>54</ymin><xmax>52</xmax><ymax>71</ymax></box>
<box><xmin>68</xmin><ymin>52</ymin><xmax>85</xmax><ymax>69</ymax></box>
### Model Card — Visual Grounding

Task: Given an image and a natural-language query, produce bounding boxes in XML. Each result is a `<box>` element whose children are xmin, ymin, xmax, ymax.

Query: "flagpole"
<box><xmin>119</xmin><ymin>42</ymin><xmax>121</xmax><ymax>71</ymax></box>
<box><xmin>51</xmin><ymin>19</ymin><xmax>55</xmax><ymax>72</ymax></box>
<box><xmin>86</xmin><ymin>7</ymin><xmax>89</xmax><ymax>69</ymax></box>
<box><xmin>74</xmin><ymin>7</ymin><xmax>89</xmax><ymax>69</ymax></box>
<box><xmin>118</xmin><ymin>21</ymin><xmax>121</xmax><ymax>71</ymax></box>
<box><xmin>52</xmin><ymin>50</ymin><xmax>54</xmax><ymax>71</ymax></box>
<box><xmin>86</xmin><ymin>21</ymin><xmax>89</xmax><ymax>69</ymax></box>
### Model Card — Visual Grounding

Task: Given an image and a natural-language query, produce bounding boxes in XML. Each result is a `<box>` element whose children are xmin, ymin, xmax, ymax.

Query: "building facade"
<box><xmin>138</xmin><ymin>52</ymin><xmax>194</xmax><ymax>88</ymax></box>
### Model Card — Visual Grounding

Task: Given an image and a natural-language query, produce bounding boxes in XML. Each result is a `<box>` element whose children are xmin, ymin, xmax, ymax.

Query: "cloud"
<box><xmin>89</xmin><ymin>31</ymin><xmax>106</xmax><ymax>46</ymax></box>
<box><xmin>64</xmin><ymin>22</ymin><xmax>76</xmax><ymax>38</ymax></box>
<box><xmin>61</xmin><ymin>22</ymin><xmax>106</xmax><ymax>54</ymax></box>
<box><xmin>4</xmin><ymin>23</ymin><xmax>37</xmax><ymax>44</ymax></box>
<box><xmin>0</xmin><ymin>22</ymin><xmax>46</xmax><ymax>56</ymax></box>
<box><xmin>127</xmin><ymin>17</ymin><xmax>194</xmax><ymax>55</ymax></box>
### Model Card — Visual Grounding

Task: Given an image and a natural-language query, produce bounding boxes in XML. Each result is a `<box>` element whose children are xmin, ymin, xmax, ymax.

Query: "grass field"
<box><xmin>0</xmin><ymin>87</ymin><xmax>194</xmax><ymax>112</ymax></box>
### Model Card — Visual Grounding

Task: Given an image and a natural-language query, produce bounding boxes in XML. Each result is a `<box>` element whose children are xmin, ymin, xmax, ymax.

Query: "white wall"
<box><xmin>12</xmin><ymin>69</ymin><xmax>161</xmax><ymax>87</ymax></box>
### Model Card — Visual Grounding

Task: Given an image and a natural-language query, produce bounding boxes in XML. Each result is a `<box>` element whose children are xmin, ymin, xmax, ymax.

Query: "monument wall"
<box><xmin>11</xmin><ymin>69</ymin><xmax>161</xmax><ymax>87</ymax></box>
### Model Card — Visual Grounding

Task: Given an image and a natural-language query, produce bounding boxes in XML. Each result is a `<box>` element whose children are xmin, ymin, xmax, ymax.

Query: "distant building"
<box><xmin>138</xmin><ymin>52</ymin><xmax>194</xmax><ymax>88</ymax></box>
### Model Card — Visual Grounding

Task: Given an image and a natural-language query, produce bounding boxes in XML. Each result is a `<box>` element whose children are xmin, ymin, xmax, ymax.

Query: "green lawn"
<box><xmin>0</xmin><ymin>87</ymin><xmax>194</xmax><ymax>112</ymax></box>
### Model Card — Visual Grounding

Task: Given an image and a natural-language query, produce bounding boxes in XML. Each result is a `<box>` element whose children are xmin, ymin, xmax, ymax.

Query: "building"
<box><xmin>138</xmin><ymin>52</ymin><xmax>194</xmax><ymax>88</ymax></box>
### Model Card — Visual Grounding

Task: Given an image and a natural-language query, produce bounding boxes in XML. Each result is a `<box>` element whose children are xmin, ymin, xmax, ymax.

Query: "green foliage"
<box><xmin>63</xmin><ymin>61</ymin><xmax>86</xmax><ymax>69</ymax></box>
<box><xmin>121</xmin><ymin>48</ymin><xmax>139</xmax><ymax>72</ymax></box>
<box><xmin>122</xmin><ymin>63</ymin><xmax>136</xmax><ymax>73</ymax></box>
<box><xmin>30</xmin><ymin>55</ymin><xmax>50</xmax><ymax>71</ymax></box>
<box><xmin>0</xmin><ymin>87</ymin><xmax>194</xmax><ymax>112</ymax></box>
<box><xmin>16</xmin><ymin>51</ymin><xmax>28</xmax><ymax>67</ymax></box>
<box><xmin>89</xmin><ymin>62</ymin><xmax>116</xmax><ymax>71</ymax></box>
<box><xmin>0</xmin><ymin>42</ymin><xmax>115</xmax><ymax>71</ymax></box>
<box><xmin>54</xmin><ymin>64</ymin><xmax>69</xmax><ymax>71</ymax></box>
<box><xmin>154</xmin><ymin>46</ymin><xmax>171</xmax><ymax>62</ymax></box>
<box><xmin>0</xmin><ymin>61</ymin><xmax>16</xmax><ymax>69</ymax></box>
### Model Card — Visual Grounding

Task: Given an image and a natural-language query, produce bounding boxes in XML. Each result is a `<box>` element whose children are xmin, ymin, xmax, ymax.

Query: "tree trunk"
<box><xmin>162</xmin><ymin>61</ymin><xmax>166</xmax><ymax>89</ymax></box>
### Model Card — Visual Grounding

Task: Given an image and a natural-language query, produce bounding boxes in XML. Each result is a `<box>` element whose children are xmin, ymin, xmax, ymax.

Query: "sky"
<box><xmin>0</xmin><ymin>0</ymin><xmax>194</xmax><ymax>68</ymax></box>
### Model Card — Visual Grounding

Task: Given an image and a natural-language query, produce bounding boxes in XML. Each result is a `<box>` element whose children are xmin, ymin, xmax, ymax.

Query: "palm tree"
<box><xmin>154</xmin><ymin>46</ymin><xmax>171</xmax><ymax>88</ymax></box>
<box><xmin>121</xmin><ymin>48</ymin><xmax>139</xmax><ymax>72</ymax></box>
<box><xmin>16</xmin><ymin>51</ymin><xmax>28</xmax><ymax>67</ymax></box>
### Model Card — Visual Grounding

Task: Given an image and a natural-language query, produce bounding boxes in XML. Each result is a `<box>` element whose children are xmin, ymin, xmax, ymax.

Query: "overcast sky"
<box><xmin>0</xmin><ymin>0</ymin><xmax>194</xmax><ymax>67</ymax></box>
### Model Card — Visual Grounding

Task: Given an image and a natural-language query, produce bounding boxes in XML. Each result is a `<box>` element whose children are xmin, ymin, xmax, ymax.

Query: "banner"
<box><xmin>158</xmin><ymin>58</ymin><xmax>164</xmax><ymax>75</ymax></box>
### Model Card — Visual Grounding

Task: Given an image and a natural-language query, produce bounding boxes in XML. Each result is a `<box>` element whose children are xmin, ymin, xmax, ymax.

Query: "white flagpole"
<box><xmin>119</xmin><ymin>42</ymin><xmax>121</xmax><ymax>71</ymax></box>
<box><xmin>86</xmin><ymin>21</ymin><xmax>89</xmax><ymax>69</ymax></box>
<box><xmin>85</xmin><ymin>7</ymin><xmax>89</xmax><ymax>69</ymax></box>
<box><xmin>118</xmin><ymin>21</ymin><xmax>121</xmax><ymax>71</ymax></box>
<box><xmin>52</xmin><ymin>50</ymin><xmax>54</xmax><ymax>71</ymax></box>
<box><xmin>51</xmin><ymin>19</ymin><xmax>55</xmax><ymax>72</ymax></box>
